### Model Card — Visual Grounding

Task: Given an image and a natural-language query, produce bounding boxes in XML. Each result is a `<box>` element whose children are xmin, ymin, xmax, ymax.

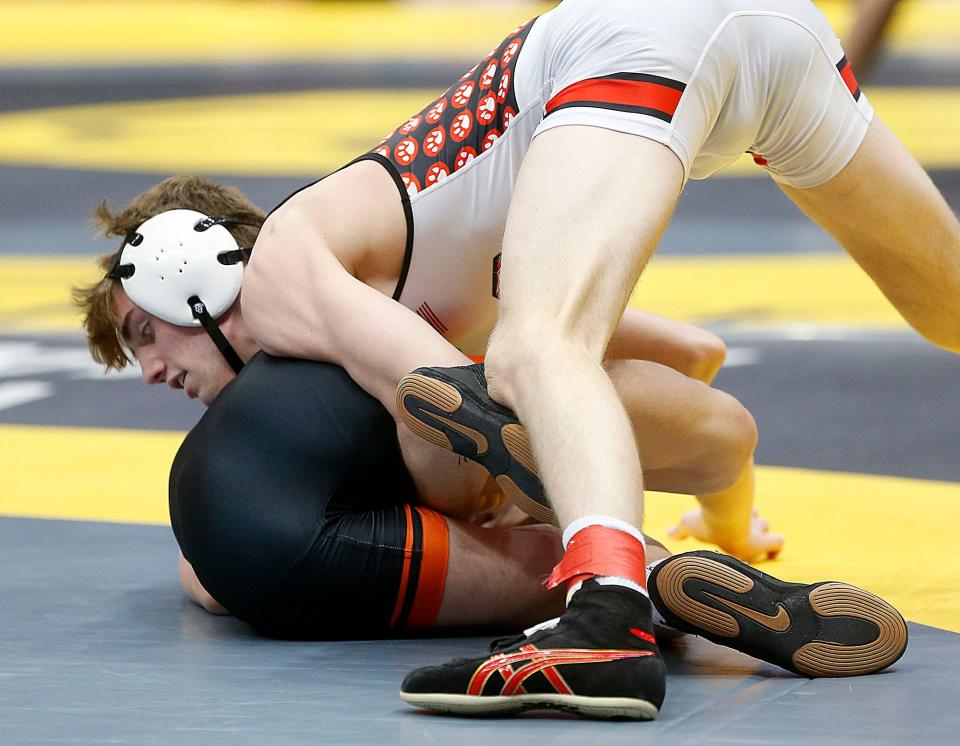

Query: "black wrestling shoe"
<box><xmin>648</xmin><ymin>551</ymin><xmax>908</xmax><ymax>677</ymax></box>
<box><xmin>396</xmin><ymin>363</ymin><xmax>555</xmax><ymax>525</ymax></box>
<box><xmin>400</xmin><ymin>580</ymin><xmax>665</xmax><ymax>719</ymax></box>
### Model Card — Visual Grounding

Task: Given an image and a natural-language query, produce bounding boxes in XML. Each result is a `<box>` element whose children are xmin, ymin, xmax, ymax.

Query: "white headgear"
<box><xmin>109</xmin><ymin>209</ymin><xmax>245</xmax><ymax>326</ymax></box>
<box><xmin>108</xmin><ymin>209</ymin><xmax>260</xmax><ymax>373</ymax></box>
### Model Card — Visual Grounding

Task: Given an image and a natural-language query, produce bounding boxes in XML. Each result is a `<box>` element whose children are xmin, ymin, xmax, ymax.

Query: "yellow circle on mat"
<box><xmin>2</xmin><ymin>422</ymin><xmax>957</xmax><ymax>631</ymax></box>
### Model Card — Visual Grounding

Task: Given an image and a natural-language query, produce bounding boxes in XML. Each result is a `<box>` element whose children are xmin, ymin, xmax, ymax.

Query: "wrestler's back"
<box><xmin>169</xmin><ymin>353</ymin><xmax>413</xmax><ymax>629</ymax></box>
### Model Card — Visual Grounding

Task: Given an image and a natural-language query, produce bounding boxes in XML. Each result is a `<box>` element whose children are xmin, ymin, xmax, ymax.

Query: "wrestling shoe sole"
<box><xmin>399</xmin><ymin>691</ymin><xmax>659</xmax><ymax>720</ymax></box>
<box><xmin>649</xmin><ymin>552</ymin><xmax>908</xmax><ymax>677</ymax></box>
<box><xmin>396</xmin><ymin>373</ymin><xmax>557</xmax><ymax>525</ymax></box>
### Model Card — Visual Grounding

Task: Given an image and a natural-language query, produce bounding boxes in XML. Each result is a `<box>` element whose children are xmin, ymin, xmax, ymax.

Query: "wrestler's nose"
<box><xmin>138</xmin><ymin>349</ymin><xmax>166</xmax><ymax>385</ymax></box>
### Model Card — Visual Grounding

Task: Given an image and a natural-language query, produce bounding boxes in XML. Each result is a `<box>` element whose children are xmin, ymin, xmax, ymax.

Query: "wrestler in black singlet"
<box><xmin>169</xmin><ymin>353</ymin><xmax>449</xmax><ymax>638</ymax></box>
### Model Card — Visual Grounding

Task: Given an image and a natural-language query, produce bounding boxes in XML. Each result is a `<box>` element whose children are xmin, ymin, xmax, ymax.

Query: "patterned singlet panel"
<box><xmin>370</xmin><ymin>19</ymin><xmax>537</xmax><ymax>196</ymax></box>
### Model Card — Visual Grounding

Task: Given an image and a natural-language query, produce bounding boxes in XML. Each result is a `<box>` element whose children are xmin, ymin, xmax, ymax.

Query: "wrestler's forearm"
<box><xmin>695</xmin><ymin>462</ymin><xmax>755</xmax><ymax>547</ymax></box>
<box><xmin>843</xmin><ymin>0</ymin><xmax>901</xmax><ymax>79</ymax></box>
<box><xmin>605</xmin><ymin>307</ymin><xmax>727</xmax><ymax>383</ymax></box>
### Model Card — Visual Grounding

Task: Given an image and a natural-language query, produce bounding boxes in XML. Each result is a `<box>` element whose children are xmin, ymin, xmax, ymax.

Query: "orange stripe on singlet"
<box><xmin>836</xmin><ymin>56</ymin><xmax>861</xmax><ymax>101</ymax></box>
<box><xmin>407</xmin><ymin>507</ymin><xmax>450</xmax><ymax>628</ymax></box>
<box><xmin>389</xmin><ymin>504</ymin><xmax>416</xmax><ymax>628</ymax></box>
<box><xmin>545</xmin><ymin>74</ymin><xmax>686</xmax><ymax>122</ymax></box>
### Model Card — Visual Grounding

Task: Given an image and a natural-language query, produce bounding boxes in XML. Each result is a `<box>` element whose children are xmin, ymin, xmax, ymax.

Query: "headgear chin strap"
<box><xmin>107</xmin><ymin>209</ymin><xmax>260</xmax><ymax>374</ymax></box>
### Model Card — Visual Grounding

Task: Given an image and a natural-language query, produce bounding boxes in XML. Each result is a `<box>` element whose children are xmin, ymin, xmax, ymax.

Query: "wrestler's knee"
<box><xmin>485</xmin><ymin>322</ymin><xmax>597</xmax><ymax>406</ymax></box>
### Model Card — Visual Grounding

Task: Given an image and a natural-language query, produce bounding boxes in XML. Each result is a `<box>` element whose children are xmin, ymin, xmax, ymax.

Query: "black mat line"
<box><xmin>4</xmin><ymin>165</ymin><xmax>960</xmax><ymax>257</ymax></box>
<box><xmin>0</xmin><ymin>61</ymin><xmax>464</xmax><ymax>113</ymax></box>
<box><xmin>4</xmin><ymin>332</ymin><xmax>958</xmax><ymax>483</ymax></box>
<box><xmin>1</xmin><ymin>51</ymin><xmax>957</xmax><ymax>113</ymax></box>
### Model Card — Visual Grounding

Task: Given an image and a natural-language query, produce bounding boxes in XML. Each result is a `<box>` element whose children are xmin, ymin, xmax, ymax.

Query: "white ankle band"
<box><xmin>562</xmin><ymin>515</ymin><xmax>647</xmax><ymax>549</ymax></box>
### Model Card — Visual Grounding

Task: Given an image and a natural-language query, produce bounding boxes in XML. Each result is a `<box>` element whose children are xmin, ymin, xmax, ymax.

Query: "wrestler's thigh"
<box><xmin>604</xmin><ymin>358</ymin><xmax>756</xmax><ymax>494</ymax></box>
<box><xmin>495</xmin><ymin>125</ymin><xmax>684</xmax><ymax>352</ymax></box>
<box><xmin>778</xmin><ymin>118</ymin><xmax>960</xmax><ymax>333</ymax></box>
<box><xmin>437</xmin><ymin>520</ymin><xmax>564</xmax><ymax>628</ymax></box>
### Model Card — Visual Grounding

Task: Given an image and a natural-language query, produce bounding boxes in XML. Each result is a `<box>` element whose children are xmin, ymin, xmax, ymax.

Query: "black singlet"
<box><xmin>169</xmin><ymin>353</ymin><xmax>448</xmax><ymax>638</ymax></box>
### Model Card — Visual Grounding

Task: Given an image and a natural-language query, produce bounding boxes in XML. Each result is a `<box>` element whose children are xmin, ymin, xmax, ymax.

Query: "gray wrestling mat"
<box><xmin>1</xmin><ymin>516</ymin><xmax>956</xmax><ymax>744</ymax></box>
<box><xmin>4</xmin><ymin>16</ymin><xmax>960</xmax><ymax>741</ymax></box>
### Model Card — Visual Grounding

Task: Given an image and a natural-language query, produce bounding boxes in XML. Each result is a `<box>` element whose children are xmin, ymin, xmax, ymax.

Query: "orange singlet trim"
<box><xmin>389</xmin><ymin>504</ymin><xmax>416</xmax><ymax>628</ymax></box>
<box><xmin>839</xmin><ymin>62</ymin><xmax>859</xmax><ymax>97</ymax></box>
<box><xmin>545</xmin><ymin>78</ymin><xmax>684</xmax><ymax>118</ymax></box>
<box><xmin>407</xmin><ymin>507</ymin><xmax>450</xmax><ymax>628</ymax></box>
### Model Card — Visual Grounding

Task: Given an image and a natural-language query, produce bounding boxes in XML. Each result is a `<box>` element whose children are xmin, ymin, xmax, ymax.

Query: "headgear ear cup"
<box><xmin>107</xmin><ymin>209</ymin><xmax>257</xmax><ymax>374</ymax></box>
<box><xmin>111</xmin><ymin>209</ymin><xmax>244</xmax><ymax>326</ymax></box>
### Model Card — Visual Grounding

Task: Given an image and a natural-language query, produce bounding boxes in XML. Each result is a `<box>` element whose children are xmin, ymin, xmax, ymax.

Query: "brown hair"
<box><xmin>72</xmin><ymin>175</ymin><xmax>266</xmax><ymax>370</ymax></box>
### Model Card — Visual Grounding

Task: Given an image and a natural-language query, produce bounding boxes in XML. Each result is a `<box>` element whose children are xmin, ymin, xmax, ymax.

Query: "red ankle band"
<box><xmin>546</xmin><ymin>525</ymin><xmax>647</xmax><ymax>590</ymax></box>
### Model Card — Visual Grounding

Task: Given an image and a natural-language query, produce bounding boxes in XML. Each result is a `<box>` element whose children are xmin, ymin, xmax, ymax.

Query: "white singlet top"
<box><xmin>352</xmin><ymin>0</ymin><xmax>873</xmax><ymax>355</ymax></box>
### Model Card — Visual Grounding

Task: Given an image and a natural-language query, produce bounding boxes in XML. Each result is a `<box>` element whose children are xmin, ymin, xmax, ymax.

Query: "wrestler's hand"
<box><xmin>667</xmin><ymin>508</ymin><xmax>784</xmax><ymax>563</ymax></box>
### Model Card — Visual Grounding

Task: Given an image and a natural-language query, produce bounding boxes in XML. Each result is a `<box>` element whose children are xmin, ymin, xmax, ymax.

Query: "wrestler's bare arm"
<box><xmin>780</xmin><ymin>119</ymin><xmax>960</xmax><ymax>353</ymax></box>
<box><xmin>606</xmin><ymin>308</ymin><xmax>726</xmax><ymax>382</ymax></box>
<box><xmin>241</xmin><ymin>181</ymin><xmax>492</xmax><ymax>510</ymax></box>
<box><xmin>843</xmin><ymin>0</ymin><xmax>902</xmax><ymax>80</ymax></box>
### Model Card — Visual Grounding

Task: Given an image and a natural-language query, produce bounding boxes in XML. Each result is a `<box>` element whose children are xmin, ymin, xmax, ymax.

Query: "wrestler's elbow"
<box><xmin>911</xmin><ymin>315</ymin><xmax>960</xmax><ymax>355</ymax></box>
<box><xmin>178</xmin><ymin>553</ymin><xmax>230</xmax><ymax>616</ymax></box>
<box><xmin>679</xmin><ymin>330</ymin><xmax>727</xmax><ymax>383</ymax></box>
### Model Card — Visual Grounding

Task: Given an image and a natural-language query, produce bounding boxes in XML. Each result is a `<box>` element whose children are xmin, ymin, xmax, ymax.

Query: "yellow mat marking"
<box><xmin>0</xmin><ymin>253</ymin><xmax>908</xmax><ymax>335</ymax></box>
<box><xmin>0</xmin><ymin>256</ymin><xmax>98</xmax><ymax>333</ymax></box>
<box><xmin>1</xmin><ymin>422</ymin><xmax>957</xmax><ymax>630</ymax></box>
<box><xmin>0</xmin><ymin>0</ymin><xmax>957</xmax><ymax>67</ymax></box>
<box><xmin>0</xmin><ymin>0</ymin><xmax>551</xmax><ymax>66</ymax></box>
<box><xmin>0</xmin><ymin>90</ymin><xmax>428</xmax><ymax>176</ymax></box>
<box><xmin>1</xmin><ymin>424</ymin><xmax>181</xmax><ymax>526</ymax></box>
<box><xmin>633</xmin><ymin>253</ymin><xmax>907</xmax><ymax>329</ymax></box>
<box><xmin>644</xmin><ymin>469</ymin><xmax>960</xmax><ymax>634</ymax></box>
<box><xmin>0</xmin><ymin>87</ymin><xmax>955</xmax><ymax>175</ymax></box>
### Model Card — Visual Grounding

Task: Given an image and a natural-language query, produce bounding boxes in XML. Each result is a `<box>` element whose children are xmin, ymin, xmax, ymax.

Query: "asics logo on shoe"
<box><xmin>704</xmin><ymin>592</ymin><xmax>792</xmax><ymax>632</ymax></box>
<box><xmin>467</xmin><ymin>645</ymin><xmax>654</xmax><ymax>696</ymax></box>
<box><xmin>419</xmin><ymin>408</ymin><xmax>489</xmax><ymax>455</ymax></box>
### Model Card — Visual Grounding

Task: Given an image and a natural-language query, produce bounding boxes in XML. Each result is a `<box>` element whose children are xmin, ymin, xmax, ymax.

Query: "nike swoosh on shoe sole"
<box><xmin>396</xmin><ymin>368</ymin><xmax>557</xmax><ymax>525</ymax></box>
<box><xmin>648</xmin><ymin>551</ymin><xmax>908</xmax><ymax>677</ymax></box>
<box><xmin>702</xmin><ymin>592</ymin><xmax>792</xmax><ymax>632</ymax></box>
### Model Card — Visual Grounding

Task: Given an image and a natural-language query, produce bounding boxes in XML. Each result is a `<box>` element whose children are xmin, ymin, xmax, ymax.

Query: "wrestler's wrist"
<box><xmin>698</xmin><ymin>505</ymin><xmax>751</xmax><ymax>544</ymax></box>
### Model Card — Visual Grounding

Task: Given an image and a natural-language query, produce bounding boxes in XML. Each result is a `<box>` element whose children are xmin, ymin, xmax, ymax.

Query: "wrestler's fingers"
<box><xmin>667</xmin><ymin>522</ymin><xmax>689</xmax><ymax>540</ymax></box>
<box><xmin>764</xmin><ymin>532</ymin><xmax>785</xmax><ymax>559</ymax></box>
